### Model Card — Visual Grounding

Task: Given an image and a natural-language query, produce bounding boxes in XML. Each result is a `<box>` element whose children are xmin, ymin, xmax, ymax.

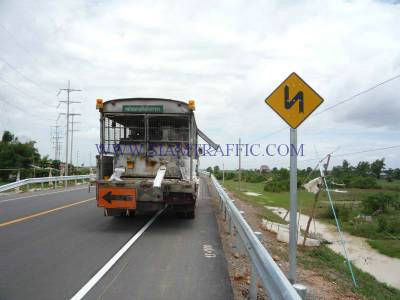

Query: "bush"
<box><xmin>244</xmin><ymin>173</ymin><xmax>266</xmax><ymax>183</ymax></box>
<box><xmin>319</xmin><ymin>204</ymin><xmax>351</xmax><ymax>222</ymax></box>
<box><xmin>225</xmin><ymin>172</ymin><xmax>235</xmax><ymax>180</ymax></box>
<box><xmin>361</xmin><ymin>193</ymin><xmax>399</xmax><ymax>214</ymax></box>
<box><xmin>264</xmin><ymin>179</ymin><xmax>289</xmax><ymax>192</ymax></box>
<box><xmin>386</xmin><ymin>218</ymin><xmax>400</xmax><ymax>234</ymax></box>
<box><xmin>377</xmin><ymin>215</ymin><xmax>387</xmax><ymax>232</ymax></box>
<box><xmin>350</xmin><ymin>221</ymin><xmax>379</xmax><ymax>239</ymax></box>
<box><xmin>350</xmin><ymin>176</ymin><xmax>378</xmax><ymax>189</ymax></box>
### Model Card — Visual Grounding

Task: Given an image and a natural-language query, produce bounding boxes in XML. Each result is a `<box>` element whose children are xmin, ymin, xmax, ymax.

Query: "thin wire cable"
<box><xmin>0</xmin><ymin>98</ymin><xmax>54</xmax><ymax>124</ymax></box>
<box><xmin>0</xmin><ymin>57</ymin><xmax>54</xmax><ymax>95</ymax></box>
<box><xmin>301</xmin><ymin>145</ymin><xmax>400</xmax><ymax>163</ymax></box>
<box><xmin>320</xmin><ymin>163</ymin><xmax>358</xmax><ymax>287</ymax></box>
<box><xmin>0</xmin><ymin>75</ymin><xmax>57</xmax><ymax>109</ymax></box>
<box><xmin>314</xmin><ymin>74</ymin><xmax>400</xmax><ymax>116</ymax></box>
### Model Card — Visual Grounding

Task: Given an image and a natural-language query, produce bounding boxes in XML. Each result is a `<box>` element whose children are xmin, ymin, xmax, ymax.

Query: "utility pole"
<box><xmin>58</xmin><ymin>81</ymin><xmax>81</xmax><ymax>184</ymax></box>
<box><xmin>59</xmin><ymin>112</ymin><xmax>80</xmax><ymax>172</ymax></box>
<box><xmin>238</xmin><ymin>137</ymin><xmax>242</xmax><ymax>191</ymax></box>
<box><xmin>69</xmin><ymin>113</ymin><xmax>81</xmax><ymax>169</ymax></box>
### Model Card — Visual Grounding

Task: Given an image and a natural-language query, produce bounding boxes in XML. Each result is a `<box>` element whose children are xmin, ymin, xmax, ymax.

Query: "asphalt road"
<box><xmin>0</xmin><ymin>179</ymin><xmax>233</xmax><ymax>300</ymax></box>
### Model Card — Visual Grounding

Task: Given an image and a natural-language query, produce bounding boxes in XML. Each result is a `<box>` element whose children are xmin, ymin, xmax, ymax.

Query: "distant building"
<box><xmin>380</xmin><ymin>171</ymin><xmax>388</xmax><ymax>179</ymax></box>
<box><xmin>260</xmin><ymin>165</ymin><xmax>270</xmax><ymax>173</ymax></box>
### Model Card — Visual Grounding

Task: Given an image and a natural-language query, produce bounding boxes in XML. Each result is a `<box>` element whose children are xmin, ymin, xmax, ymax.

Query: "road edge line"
<box><xmin>70</xmin><ymin>206</ymin><xmax>167</xmax><ymax>300</ymax></box>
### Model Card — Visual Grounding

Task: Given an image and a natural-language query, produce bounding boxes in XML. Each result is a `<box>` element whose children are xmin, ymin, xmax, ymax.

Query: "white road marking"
<box><xmin>203</xmin><ymin>244</ymin><xmax>216</xmax><ymax>258</ymax></box>
<box><xmin>70</xmin><ymin>206</ymin><xmax>166</xmax><ymax>300</ymax></box>
<box><xmin>0</xmin><ymin>186</ymin><xmax>89</xmax><ymax>204</ymax></box>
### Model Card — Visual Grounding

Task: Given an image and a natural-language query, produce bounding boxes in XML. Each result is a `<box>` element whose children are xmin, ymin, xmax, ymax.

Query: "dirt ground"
<box><xmin>207</xmin><ymin>180</ymin><xmax>363</xmax><ymax>300</ymax></box>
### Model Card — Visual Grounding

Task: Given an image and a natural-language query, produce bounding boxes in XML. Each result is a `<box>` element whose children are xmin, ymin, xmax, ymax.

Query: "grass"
<box><xmin>298</xmin><ymin>245</ymin><xmax>400</xmax><ymax>299</ymax></box>
<box><xmin>378</xmin><ymin>179</ymin><xmax>400</xmax><ymax>191</ymax></box>
<box><xmin>221</xmin><ymin>179</ymin><xmax>400</xmax><ymax>299</ymax></box>
<box><xmin>368</xmin><ymin>239</ymin><xmax>400</xmax><ymax>259</ymax></box>
<box><xmin>223</xmin><ymin>179</ymin><xmax>400</xmax><ymax>258</ymax></box>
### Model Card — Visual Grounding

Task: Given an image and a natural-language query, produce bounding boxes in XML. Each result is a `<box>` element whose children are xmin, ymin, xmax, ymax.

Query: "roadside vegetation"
<box><xmin>0</xmin><ymin>131</ymin><xmax>90</xmax><ymax>186</ymax></box>
<box><xmin>207</xmin><ymin>159</ymin><xmax>400</xmax><ymax>259</ymax></box>
<box><xmin>211</xmin><ymin>163</ymin><xmax>400</xmax><ymax>299</ymax></box>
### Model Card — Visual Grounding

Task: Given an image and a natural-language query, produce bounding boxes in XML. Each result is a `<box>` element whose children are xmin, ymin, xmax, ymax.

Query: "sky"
<box><xmin>0</xmin><ymin>0</ymin><xmax>399</xmax><ymax>170</ymax></box>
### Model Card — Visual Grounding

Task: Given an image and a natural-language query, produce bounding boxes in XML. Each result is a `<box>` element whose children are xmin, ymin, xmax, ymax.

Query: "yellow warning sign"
<box><xmin>265</xmin><ymin>72</ymin><xmax>324</xmax><ymax>128</ymax></box>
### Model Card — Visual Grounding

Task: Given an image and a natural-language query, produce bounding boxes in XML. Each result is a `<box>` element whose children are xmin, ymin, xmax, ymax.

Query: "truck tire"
<box><xmin>186</xmin><ymin>210</ymin><xmax>195</xmax><ymax>219</ymax></box>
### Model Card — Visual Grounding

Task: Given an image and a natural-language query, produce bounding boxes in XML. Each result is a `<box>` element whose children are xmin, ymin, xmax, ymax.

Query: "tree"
<box><xmin>213</xmin><ymin>165</ymin><xmax>220</xmax><ymax>173</ymax></box>
<box><xmin>52</xmin><ymin>160</ymin><xmax>61</xmax><ymax>170</ymax></box>
<box><xmin>0</xmin><ymin>132</ymin><xmax>41</xmax><ymax>180</ymax></box>
<box><xmin>394</xmin><ymin>168</ymin><xmax>400</xmax><ymax>180</ymax></box>
<box><xmin>342</xmin><ymin>160</ymin><xmax>350</xmax><ymax>171</ymax></box>
<box><xmin>39</xmin><ymin>155</ymin><xmax>50</xmax><ymax>168</ymax></box>
<box><xmin>355</xmin><ymin>161</ymin><xmax>370</xmax><ymax>177</ymax></box>
<box><xmin>371</xmin><ymin>158</ymin><xmax>385</xmax><ymax>179</ymax></box>
<box><xmin>2</xmin><ymin>131</ymin><xmax>14</xmax><ymax>143</ymax></box>
<box><xmin>206</xmin><ymin>167</ymin><xmax>213</xmax><ymax>173</ymax></box>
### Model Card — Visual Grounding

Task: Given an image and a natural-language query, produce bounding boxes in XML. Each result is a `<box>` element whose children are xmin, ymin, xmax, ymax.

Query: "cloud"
<box><xmin>0</xmin><ymin>0</ymin><xmax>399</xmax><ymax>169</ymax></box>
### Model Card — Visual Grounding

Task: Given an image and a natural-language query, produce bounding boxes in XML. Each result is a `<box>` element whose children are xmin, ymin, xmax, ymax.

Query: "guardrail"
<box><xmin>207</xmin><ymin>173</ymin><xmax>303</xmax><ymax>300</ymax></box>
<box><xmin>0</xmin><ymin>174</ymin><xmax>96</xmax><ymax>193</ymax></box>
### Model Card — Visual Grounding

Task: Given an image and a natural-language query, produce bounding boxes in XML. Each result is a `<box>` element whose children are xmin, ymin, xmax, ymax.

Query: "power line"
<box><xmin>0</xmin><ymin>98</ymin><xmax>53</xmax><ymax>124</ymax></box>
<box><xmin>314</xmin><ymin>73</ymin><xmax>400</xmax><ymax>116</ymax></box>
<box><xmin>300</xmin><ymin>145</ymin><xmax>400</xmax><ymax>163</ymax></box>
<box><xmin>0</xmin><ymin>75</ymin><xmax>57</xmax><ymax>109</ymax></box>
<box><xmin>0</xmin><ymin>56</ymin><xmax>54</xmax><ymax>95</ymax></box>
<box><xmin>251</xmin><ymin>73</ymin><xmax>400</xmax><ymax>143</ymax></box>
<box><xmin>0</xmin><ymin>24</ymin><xmax>34</xmax><ymax>58</ymax></box>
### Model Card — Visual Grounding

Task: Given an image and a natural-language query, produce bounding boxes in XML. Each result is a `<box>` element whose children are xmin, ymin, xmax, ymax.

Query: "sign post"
<box><xmin>289</xmin><ymin>127</ymin><xmax>297</xmax><ymax>282</ymax></box>
<box><xmin>265</xmin><ymin>72</ymin><xmax>324</xmax><ymax>283</ymax></box>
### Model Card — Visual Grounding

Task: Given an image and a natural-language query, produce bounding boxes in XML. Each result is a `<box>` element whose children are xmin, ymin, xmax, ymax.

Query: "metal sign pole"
<box><xmin>289</xmin><ymin>127</ymin><xmax>298</xmax><ymax>283</ymax></box>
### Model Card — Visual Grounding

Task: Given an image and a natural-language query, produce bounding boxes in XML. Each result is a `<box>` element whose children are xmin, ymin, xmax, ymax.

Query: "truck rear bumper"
<box><xmin>96</xmin><ymin>178</ymin><xmax>197</xmax><ymax>213</ymax></box>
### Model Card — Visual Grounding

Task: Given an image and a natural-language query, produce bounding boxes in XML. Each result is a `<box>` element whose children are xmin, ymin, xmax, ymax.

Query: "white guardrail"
<box><xmin>0</xmin><ymin>174</ymin><xmax>96</xmax><ymax>193</ymax></box>
<box><xmin>206</xmin><ymin>173</ymin><xmax>303</xmax><ymax>300</ymax></box>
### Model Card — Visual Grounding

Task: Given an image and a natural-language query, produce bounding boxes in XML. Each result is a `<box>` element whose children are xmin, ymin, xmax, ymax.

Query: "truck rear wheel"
<box><xmin>186</xmin><ymin>210</ymin><xmax>195</xmax><ymax>219</ymax></box>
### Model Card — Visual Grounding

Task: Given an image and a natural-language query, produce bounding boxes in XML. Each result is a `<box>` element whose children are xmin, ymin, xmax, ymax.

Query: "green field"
<box><xmin>221</xmin><ymin>178</ymin><xmax>400</xmax><ymax>299</ymax></box>
<box><xmin>378</xmin><ymin>179</ymin><xmax>400</xmax><ymax>191</ymax></box>
<box><xmin>222</xmin><ymin>179</ymin><xmax>400</xmax><ymax>259</ymax></box>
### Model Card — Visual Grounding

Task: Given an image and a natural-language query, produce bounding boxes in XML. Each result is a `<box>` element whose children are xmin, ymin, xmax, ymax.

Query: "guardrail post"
<box><xmin>75</xmin><ymin>179</ymin><xmax>78</xmax><ymax>185</ymax></box>
<box><xmin>249</xmin><ymin>264</ymin><xmax>258</xmax><ymax>300</ymax></box>
<box><xmin>234</xmin><ymin>227</ymin><xmax>244</xmax><ymax>255</ymax></box>
<box><xmin>254</xmin><ymin>231</ymin><xmax>263</xmax><ymax>244</ymax></box>
<box><xmin>224</xmin><ymin>205</ymin><xmax>227</xmax><ymax>221</ymax></box>
<box><xmin>41</xmin><ymin>182</ymin><xmax>44</xmax><ymax>189</ymax></box>
<box><xmin>249</xmin><ymin>231</ymin><xmax>263</xmax><ymax>300</ymax></box>
<box><xmin>16</xmin><ymin>170</ymin><xmax>21</xmax><ymax>193</ymax></box>
<box><xmin>228</xmin><ymin>214</ymin><xmax>233</xmax><ymax>235</ymax></box>
<box><xmin>293</xmin><ymin>284</ymin><xmax>307</xmax><ymax>299</ymax></box>
<box><xmin>233</xmin><ymin>211</ymin><xmax>246</xmax><ymax>255</ymax></box>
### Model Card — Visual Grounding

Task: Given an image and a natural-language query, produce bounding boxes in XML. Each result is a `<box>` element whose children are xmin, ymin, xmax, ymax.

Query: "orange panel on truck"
<box><xmin>97</xmin><ymin>186</ymin><xmax>137</xmax><ymax>209</ymax></box>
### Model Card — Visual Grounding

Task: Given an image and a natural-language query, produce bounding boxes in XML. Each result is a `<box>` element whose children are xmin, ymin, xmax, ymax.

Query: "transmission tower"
<box><xmin>50</xmin><ymin>121</ymin><xmax>63</xmax><ymax>161</ymax></box>
<box><xmin>58</xmin><ymin>81</ymin><xmax>81</xmax><ymax>177</ymax></box>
